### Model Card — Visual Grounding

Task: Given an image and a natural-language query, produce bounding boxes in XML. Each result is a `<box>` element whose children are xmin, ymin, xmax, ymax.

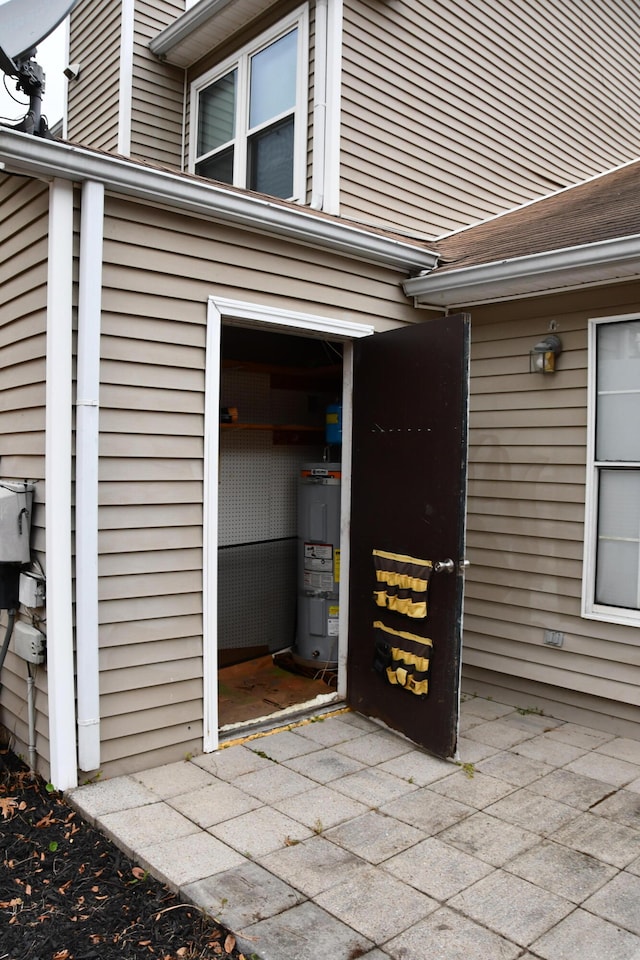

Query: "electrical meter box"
<box><xmin>0</xmin><ymin>481</ymin><xmax>34</xmax><ymax>564</ymax></box>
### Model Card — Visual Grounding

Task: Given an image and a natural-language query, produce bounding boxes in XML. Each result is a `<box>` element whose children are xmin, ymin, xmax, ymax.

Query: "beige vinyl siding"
<box><xmin>462</xmin><ymin>282</ymin><xmax>640</xmax><ymax>734</ymax></box>
<box><xmin>340</xmin><ymin>0</ymin><xmax>640</xmax><ymax>238</ymax></box>
<box><xmin>0</xmin><ymin>175</ymin><xmax>50</xmax><ymax>771</ymax></box>
<box><xmin>130</xmin><ymin>1</ymin><xmax>185</xmax><ymax>168</ymax></box>
<box><xmin>94</xmin><ymin>194</ymin><xmax>415</xmax><ymax>776</ymax></box>
<box><xmin>96</xmin><ymin>245</ymin><xmax>205</xmax><ymax>773</ymax></box>
<box><xmin>67</xmin><ymin>0</ymin><xmax>122</xmax><ymax>151</ymax></box>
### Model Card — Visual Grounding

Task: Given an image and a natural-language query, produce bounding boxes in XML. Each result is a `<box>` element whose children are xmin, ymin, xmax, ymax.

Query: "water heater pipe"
<box><xmin>26</xmin><ymin>663</ymin><xmax>37</xmax><ymax>775</ymax></box>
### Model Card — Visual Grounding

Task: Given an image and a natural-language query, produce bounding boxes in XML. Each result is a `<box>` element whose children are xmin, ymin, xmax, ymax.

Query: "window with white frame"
<box><xmin>190</xmin><ymin>7</ymin><xmax>308</xmax><ymax>201</ymax></box>
<box><xmin>583</xmin><ymin>315</ymin><xmax>640</xmax><ymax>625</ymax></box>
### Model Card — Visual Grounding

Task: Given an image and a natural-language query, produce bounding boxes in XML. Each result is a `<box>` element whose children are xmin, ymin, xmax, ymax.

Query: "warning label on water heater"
<box><xmin>304</xmin><ymin>542</ymin><xmax>334</xmax><ymax>590</ymax></box>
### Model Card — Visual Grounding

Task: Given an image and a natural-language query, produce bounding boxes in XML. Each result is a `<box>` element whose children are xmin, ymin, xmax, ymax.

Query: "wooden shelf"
<box><xmin>220</xmin><ymin>422</ymin><xmax>324</xmax><ymax>445</ymax></box>
<box><xmin>220</xmin><ymin>423</ymin><xmax>321</xmax><ymax>432</ymax></box>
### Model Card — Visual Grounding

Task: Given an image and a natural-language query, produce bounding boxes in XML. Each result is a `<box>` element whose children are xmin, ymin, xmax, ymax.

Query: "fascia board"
<box><xmin>403</xmin><ymin>235</ymin><xmax>640</xmax><ymax>307</ymax></box>
<box><xmin>149</xmin><ymin>0</ymin><xmax>233</xmax><ymax>61</ymax></box>
<box><xmin>0</xmin><ymin>130</ymin><xmax>437</xmax><ymax>273</ymax></box>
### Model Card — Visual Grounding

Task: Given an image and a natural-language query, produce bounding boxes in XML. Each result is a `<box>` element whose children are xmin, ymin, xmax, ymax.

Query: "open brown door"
<box><xmin>347</xmin><ymin>314</ymin><xmax>470</xmax><ymax>758</ymax></box>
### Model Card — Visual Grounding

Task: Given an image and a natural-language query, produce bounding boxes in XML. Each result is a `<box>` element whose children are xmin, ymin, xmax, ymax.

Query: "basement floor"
<box><xmin>218</xmin><ymin>653</ymin><xmax>337</xmax><ymax>727</ymax></box>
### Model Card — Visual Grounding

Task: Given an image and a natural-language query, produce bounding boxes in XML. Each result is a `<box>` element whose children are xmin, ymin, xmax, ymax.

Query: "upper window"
<box><xmin>583</xmin><ymin>315</ymin><xmax>640</xmax><ymax>626</ymax></box>
<box><xmin>191</xmin><ymin>8</ymin><xmax>308</xmax><ymax>200</ymax></box>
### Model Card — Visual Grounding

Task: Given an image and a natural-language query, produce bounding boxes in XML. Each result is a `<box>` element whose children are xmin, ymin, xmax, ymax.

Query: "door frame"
<box><xmin>203</xmin><ymin>296</ymin><xmax>374</xmax><ymax>751</ymax></box>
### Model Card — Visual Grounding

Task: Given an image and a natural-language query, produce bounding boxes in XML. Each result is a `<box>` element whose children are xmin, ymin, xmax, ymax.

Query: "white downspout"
<box><xmin>322</xmin><ymin>0</ymin><xmax>342</xmax><ymax>215</ymax></box>
<box><xmin>75</xmin><ymin>180</ymin><xmax>104</xmax><ymax>773</ymax></box>
<box><xmin>118</xmin><ymin>0</ymin><xmax>135</xmax><ymax>154</ymax></box>
<box><xmin>46</xmin><ymin>178</ymin><xmax>78</xmax><ymax>791</ymax></box>
<box><xmin>310</xmin><ymin>0</ymin><xmax>328</xmax><ymax>210</ymax></box>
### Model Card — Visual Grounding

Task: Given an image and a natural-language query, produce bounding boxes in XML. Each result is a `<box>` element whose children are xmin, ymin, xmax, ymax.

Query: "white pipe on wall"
<box><xmin>46</xmin><ymin>177</ymin><xmax>78</xmax><ymax>791</ymax></box>
<box><xmin>310</xmin><ymin>0</ymin><xmax>328</xmax><ymax>210</ymax></box>
<box><xmin>118</xmin><ymin>0</ymin><xmax>135</xmax><ymax>154</ymax></box>
<box><xmin>323</xmin><ymin>0</ymin><xmax>343</xmax><ymax>215</ymax></box>
<box><xmin>75</xmin><ymin>180</ymin><xmax>104</xmax><ymax>774</ymax></box>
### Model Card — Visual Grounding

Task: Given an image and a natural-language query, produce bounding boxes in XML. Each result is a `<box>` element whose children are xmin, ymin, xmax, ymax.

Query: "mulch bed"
<box><xmin>0</xmin><ymin>748</ymin><xmax>248</xmax><ymax>960</ymax></box>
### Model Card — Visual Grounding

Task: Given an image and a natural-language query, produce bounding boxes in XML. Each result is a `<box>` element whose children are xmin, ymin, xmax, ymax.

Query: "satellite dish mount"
<box><xmin>0</xmin><ymin>0</ymin><xmax>80</xmax><ymax>138</ymax></box>
<box><xmin>0</xmin><ymin>46</ymin><xmax>48</xmax><ymax>137</ymax></box>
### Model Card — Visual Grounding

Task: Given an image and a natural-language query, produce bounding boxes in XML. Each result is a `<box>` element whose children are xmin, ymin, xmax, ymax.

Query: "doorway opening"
<box><xmin>217</xmin><ymin>323</ymin><xmax>345</xmax><ymax>730</ymax></box>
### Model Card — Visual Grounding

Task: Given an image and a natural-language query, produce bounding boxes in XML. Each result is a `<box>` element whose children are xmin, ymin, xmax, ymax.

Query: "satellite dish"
<box><xmin>0</xmin><ymin>0</ymin><xmax>80</xmax><ymax>137</ymax></box>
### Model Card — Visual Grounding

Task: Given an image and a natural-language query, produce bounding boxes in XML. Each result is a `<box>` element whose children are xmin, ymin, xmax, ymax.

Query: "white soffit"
<box><xmin>150</xmin><ymin>0</ymin><xmax>279</xmax><ymax>67</ymax></box>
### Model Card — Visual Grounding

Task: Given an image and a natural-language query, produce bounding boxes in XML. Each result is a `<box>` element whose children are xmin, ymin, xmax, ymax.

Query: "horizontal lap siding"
<box><xmin>340</xmin><ymin>0</ymin><xmax>640</xmax><ymax>237</ymax></box>
<box><xmin>131</xmin><ymin>1</ymin><xmax>185</xmax><ymax>168</ymax></box>
<box><xmin>97</xmin><ymin>195</ymin><xmax>415</xmax><ymax>775</ymax></box>
<box><xmin>97</xmin><ymin>213</ymin><xmax>205</xmax><ymax>771</ymax></box>
<box><xmin>102</xmin><ymin>197</ymin><xmax>418</xmax><ymax>326</ymax></box>
<box><xmin>462</xmin><ymin>283</ymin><xmax>640</xmax><ymax>727</ymax></box>
<box><xmin>0</xmin><ymin>176</ymin><xmax>49</xmax><ymax>769</ymax></box>
<box><xmin>68</xmin><ymin>0</ymin><xmax>121</xmax><ymax>151</ymax></box>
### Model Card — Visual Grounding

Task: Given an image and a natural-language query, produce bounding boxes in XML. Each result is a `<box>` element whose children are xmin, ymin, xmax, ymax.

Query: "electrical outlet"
<box><xmin>543</xmin><ymin>629</ymin><xmax>564</xmax><ymax>648</ymax></box>
<box><xmin>19</xmin><ymin>572</ymin><xmax>46</xmax><ymax>608</ymax></box>
<box><xmin>13</xmin><ymin>621</ymin><xmax>46</xmax><ymax>664</ymax></box>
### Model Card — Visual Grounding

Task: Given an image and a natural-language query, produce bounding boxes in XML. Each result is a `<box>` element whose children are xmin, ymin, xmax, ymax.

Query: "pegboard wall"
<box><xmin>218</xmin><ymin>369</ymin><xmax>325</xmax><ymax>547</ymax></box>
<box><xmin>218</xmin><ymin>367</ymin><xmax>328</xmax><ymax>652</ymax></box>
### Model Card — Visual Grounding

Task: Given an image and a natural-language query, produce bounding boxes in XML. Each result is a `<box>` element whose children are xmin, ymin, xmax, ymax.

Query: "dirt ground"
<box><xmin>0</xmin><ymin>747</ymin><xmax>247</xmax><ymax>960</ymax></box>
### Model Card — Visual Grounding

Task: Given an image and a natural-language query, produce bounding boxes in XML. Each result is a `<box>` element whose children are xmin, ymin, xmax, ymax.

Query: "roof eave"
<box><xmin>0</xmin><ymin>130</ymin><xmax>438</xmax><ymax>273</ymax></box>
<box><xmin>149</xmin><ymin>0</ymin><xmax>233</xmax><ymax>64</ymax></box>
<box><xmin>403</xmin><ymin>235</ymin><xmax>640</xmax><ymax>307</ymax></box>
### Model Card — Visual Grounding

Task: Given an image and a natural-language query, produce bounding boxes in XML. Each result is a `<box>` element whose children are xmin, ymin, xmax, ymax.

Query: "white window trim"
<box><xmin>582</xmin><ymin>312</ymin><xmax>640</xmax><ymax>630</ymax></box>
<box><xmin>189</xmin><ymin>5</ymin><xmax>309</xmax><ymax>202</ymax></box>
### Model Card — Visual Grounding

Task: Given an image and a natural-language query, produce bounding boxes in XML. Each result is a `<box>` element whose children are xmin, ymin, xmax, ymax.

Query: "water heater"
<box><xmin>293</xmin><ymin>463</ymin><xmax>341</xmax><ymax>669</ymax></box>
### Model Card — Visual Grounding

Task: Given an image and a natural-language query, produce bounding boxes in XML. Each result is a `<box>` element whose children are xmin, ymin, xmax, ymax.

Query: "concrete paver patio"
<box><xmin>68</xmin><ymin>696</ymin><xmax>640</xmax><ymax>960</ymax></box>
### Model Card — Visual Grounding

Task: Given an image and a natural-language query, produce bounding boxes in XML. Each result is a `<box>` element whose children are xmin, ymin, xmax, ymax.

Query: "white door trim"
<box><xmin>203</xmin><ymin>296</ymin><xmax>373</xmax><ymax>751</ymax></box>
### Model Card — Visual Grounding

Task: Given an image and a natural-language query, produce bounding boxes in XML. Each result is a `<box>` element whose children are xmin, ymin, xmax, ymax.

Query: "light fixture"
<box><xmin>529</xmin><ymin>334</ymin><xmax>562</xmax><ymax>374</ymax></box>
<box><xmin>63</xmin><ymin>62</ymin><xmax>81</xmax><ymax>81</ymax></box>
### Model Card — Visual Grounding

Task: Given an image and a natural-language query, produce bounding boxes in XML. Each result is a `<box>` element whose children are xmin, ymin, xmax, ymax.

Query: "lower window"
<box><xmin>584</xmin><ymin>316</ymin><xmax>640</xmax><ymax>623</ymax></box>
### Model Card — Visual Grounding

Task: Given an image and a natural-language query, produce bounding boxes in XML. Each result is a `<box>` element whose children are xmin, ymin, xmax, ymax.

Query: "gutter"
<box><xmin>0</xmin><ymin>130</ymin><xmax>436</xmax><ymax>273</ymax></box>
<box><xmin>403</xmin><ymin>234</ymin><xmax>640</xmax><ymax>307</ymax></box>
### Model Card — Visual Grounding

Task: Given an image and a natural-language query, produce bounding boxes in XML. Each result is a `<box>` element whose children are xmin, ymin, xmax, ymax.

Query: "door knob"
<box><xmin>434</xmin><ymin>559</ymin><xmax>469</xmax><ymax>574</ymax></box>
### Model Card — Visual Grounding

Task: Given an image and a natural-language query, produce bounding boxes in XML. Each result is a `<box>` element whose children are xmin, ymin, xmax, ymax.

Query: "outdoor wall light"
<box><xmin>529</xmin><ymin>334</ymin><xmax>562</xmax><ymax>374</ymax></box>
<box><xmin>63</xmin><ymin>62</ymin><xmax>81</xmax><ymax>81</ymax></box>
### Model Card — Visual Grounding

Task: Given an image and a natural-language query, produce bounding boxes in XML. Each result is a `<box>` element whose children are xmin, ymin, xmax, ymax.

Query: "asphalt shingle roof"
<box><xmin>432</xmin><ymin>158</ymin><xmax>640</xmax><ymax>272</ymax></box>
